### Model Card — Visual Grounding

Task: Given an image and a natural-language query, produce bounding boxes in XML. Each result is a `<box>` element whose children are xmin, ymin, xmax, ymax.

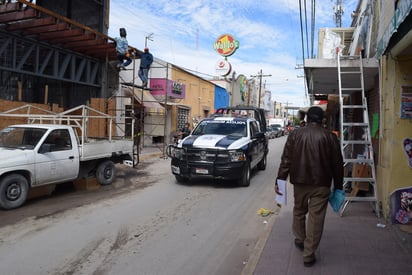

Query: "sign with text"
<box><xmin>150</xmin><ymin>79</ymin><xmax>186</xmax><ymax>99</ymax></box>
<box><xmin>214</xmin><ymin>34</ymin><xmax>239</xmax><ymax>57</ymax></box>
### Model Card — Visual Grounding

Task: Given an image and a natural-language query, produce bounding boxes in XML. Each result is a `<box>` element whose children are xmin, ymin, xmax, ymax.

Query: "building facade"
<box><xmin>304</xmin><ymin>0</ymin><xmax>412</xmax><ymax>221</ymax></box>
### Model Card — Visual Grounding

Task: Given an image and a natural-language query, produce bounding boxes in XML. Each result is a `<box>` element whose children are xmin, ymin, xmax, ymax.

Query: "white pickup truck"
<box><xmin>0</xmin><ymin>123</ymin><xmax>134</xmax><ymax>209</ymax></box>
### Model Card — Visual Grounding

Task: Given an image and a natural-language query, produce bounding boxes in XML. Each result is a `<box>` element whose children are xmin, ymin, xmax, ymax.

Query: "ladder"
<box><xmin>336</xmin><ymin>48</ymin><xmax>379</xmax><ymax>217</ymax></box>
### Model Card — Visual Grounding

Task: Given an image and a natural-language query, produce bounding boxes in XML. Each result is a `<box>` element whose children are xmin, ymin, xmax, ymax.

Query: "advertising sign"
<box><xmin>400</xmin><ymin>86</ymin><xmax>412</xmax><ymax>119</ymax></box>
<box><xmin>150</xmin><ymin>79</ymin><xmax>186</xmax><ymax>99</ymax></box>
<box><xmin>215</xmin><ymin>60</ymin><xmax>232</xmax><ymax>76</ymax></box>
<box><xmin>214</xmin><ymin>34</ymin><xmax>239</xmax><ymax>57</ymax></box>
<box><xmin>391</xmin><ymin>186</ymin><xmax>412</xmax><ymax>224</ymax></box>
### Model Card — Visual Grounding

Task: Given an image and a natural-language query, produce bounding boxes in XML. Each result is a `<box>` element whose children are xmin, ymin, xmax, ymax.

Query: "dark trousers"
<box><xmin>117</xmin><ymin>54</ymin><xmax>132</xmax><ymax>67</ymax></box>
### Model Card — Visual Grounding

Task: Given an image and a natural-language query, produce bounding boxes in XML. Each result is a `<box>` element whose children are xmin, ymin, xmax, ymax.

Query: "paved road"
<box><xmin>0</xmin><ymin>137</ymin><xmax>287</xmax><ymax>275</ymax></box>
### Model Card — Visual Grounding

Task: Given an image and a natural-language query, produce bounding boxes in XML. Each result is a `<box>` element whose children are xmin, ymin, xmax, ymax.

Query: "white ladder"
<box><xmin>336</xmin><ymin>49</ymin><xmax>379</xmax><ymax>217</ymax></box>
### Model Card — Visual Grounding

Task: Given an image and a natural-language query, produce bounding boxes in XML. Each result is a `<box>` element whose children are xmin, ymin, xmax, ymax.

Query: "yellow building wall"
<box><xmin>378</xmin><ymin>55</ymin><xmax>412</xmax><ymax>218</ymax></box>
<box><xmin>171</xmin><ymin>67</ymin><xmax>215</xmax><ymax>121</ymax></box>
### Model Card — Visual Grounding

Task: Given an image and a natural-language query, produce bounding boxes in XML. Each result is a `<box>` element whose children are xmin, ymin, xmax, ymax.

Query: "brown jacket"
<box><xmin>277</xmin><ymin>122</ymin><xmax>343</xmax><ymax>189</ymax></box>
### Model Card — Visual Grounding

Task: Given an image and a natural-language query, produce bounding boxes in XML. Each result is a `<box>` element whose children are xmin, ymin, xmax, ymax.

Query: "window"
<box><xmin>250</xmin><ymin>121</ymin><xmax>259</xmax><ymax>136</ymax></box>
<box><xmin>43</xmin><ymin>129</ymin><xmax>72</xmax><ymax>151</ymax></box>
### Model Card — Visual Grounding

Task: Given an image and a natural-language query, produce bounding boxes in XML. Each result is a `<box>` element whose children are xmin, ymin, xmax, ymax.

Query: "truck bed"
<box><xmin>80</xmin><ymin>138</ymin><xmax>134</xmax><ymax>161</ymax></box>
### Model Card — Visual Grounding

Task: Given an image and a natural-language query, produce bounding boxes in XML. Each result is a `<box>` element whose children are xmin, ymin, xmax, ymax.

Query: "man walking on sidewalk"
<box><xmin>275</xmin><ymin>106</ymin><xmax>343</xmax><ymax>267</ymax></box>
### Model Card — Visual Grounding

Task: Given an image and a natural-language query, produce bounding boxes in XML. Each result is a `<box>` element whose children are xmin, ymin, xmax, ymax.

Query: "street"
<box><xmin>0</xmin><ymin>137</ymin><xmax>287</xmax><ymax>275</ymax></box>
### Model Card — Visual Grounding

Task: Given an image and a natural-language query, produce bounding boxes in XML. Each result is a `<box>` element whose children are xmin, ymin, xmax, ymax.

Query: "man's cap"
<box><xmin>144</xmin><ymin>48</ymin><xmax>149</xmax><ymax>52</ymax></box>
<box><xmin>307</xmin><ymin>106</ymin><xmax>324</xmax><ymax>123</ymax></box>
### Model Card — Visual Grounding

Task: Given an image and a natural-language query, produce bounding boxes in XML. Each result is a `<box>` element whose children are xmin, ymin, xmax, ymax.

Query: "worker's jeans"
<box><xmin>138</xmin><ymin>68</ymin><xmax>149</xmax><ymax>85</ymax></box>
<box><xmin>292</xmin><ymin>184</ymin><xmax>330</xmax><ymax>262</ymax></box>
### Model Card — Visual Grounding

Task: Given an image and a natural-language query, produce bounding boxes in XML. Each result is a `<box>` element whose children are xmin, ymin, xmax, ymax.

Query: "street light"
<box><xmin>145</xmin><ymin>33</ymin><xmax>154</xmax><ymax>48</ymax></box>
<box><xmin>251</xmin><ymin>69</ymin><xmax>272</xmax><ymax>108</ymax></box>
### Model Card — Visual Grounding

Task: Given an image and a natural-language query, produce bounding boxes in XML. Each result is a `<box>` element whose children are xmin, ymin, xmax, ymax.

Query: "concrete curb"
<box><xmin>241</xmin><ymin>206</ymin><xmax>281</xmax><ymax>275</ymax></box>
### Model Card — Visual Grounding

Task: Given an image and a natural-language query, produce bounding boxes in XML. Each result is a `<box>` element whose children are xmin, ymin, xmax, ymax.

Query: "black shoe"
<box><xmin>304</xmin><ymin>258</ymin><xmax>316</xmax><ymax>267</ymax></box>
<box><xmin>294</xmin><ymin>239</ymin><xmax>304</xmax><ymax>251</ymax></box>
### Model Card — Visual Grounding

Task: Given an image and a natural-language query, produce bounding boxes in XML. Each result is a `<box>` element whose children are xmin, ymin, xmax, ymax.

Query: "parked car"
<box><xmin>270</xmin><ymin>125</ymin><xmax>282</xmax><ymax>137</ymax></box>
<box><xmin>0</xmin><ymin>123</ymin><xmax>134</xmax><ymax>209</ymax></box>
<box><xmin>265</xmin><ymin>127</ymin><xmax>276</xmax><ymax>139</ymax></box>
<box><xmin>269</xmin><ymin>124</ymin><xmax>284</xmax><ymax>136</ymax></box>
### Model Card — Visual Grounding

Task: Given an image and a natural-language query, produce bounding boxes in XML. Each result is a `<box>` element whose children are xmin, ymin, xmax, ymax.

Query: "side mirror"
<box><xmin>252</xmin><ymin>132</ymin><xmax>265</xmax><ymax>139</ymax></box>
<box><xmin>38</xmin><ymin>143</ymin><xmax>52</xmax><ymax>154</ymax></box>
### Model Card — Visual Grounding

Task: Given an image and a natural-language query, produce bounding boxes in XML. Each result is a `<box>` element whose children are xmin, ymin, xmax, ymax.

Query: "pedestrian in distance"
<box><xmin>181</xmin><ymin>122</ymin><xmax>191</xmax><ymax>139</ymax></box>
<box><xmin>275</xmin><ymin>106</ymin><xmax>344</xmax><ymax>267</ymax></box>
<box><xmin>138</xmin><ymin>47</ymin><xmax>153</xmax><ymax>88</ymax></box>
<box><xmin>114</xmin><ymin>28</ymin><xmax>132</xmax><ymax>70</ymax></box>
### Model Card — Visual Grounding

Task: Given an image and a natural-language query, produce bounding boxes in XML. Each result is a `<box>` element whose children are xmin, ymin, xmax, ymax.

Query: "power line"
<box><xmin>299</xmin><ymin>0</ymin><xmax>317</xmax><ymax>60</ymax></box>
<box><xmin>299</xmin><ymin>0</ymin><xmax>305</xmax><ymax>62</ymax></box>
<box><xmin>304</xmin><ymin>0</ymin><xmax>309</xmax><ymax>59</ymax></box>
<box><xmin>311</xmin><ymin>0</ymin><xmax>316</xmax><ymax>58</ymax></box>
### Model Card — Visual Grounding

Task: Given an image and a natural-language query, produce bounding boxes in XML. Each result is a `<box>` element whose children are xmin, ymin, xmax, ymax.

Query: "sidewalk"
<box><xmin>247</xmin><ymin>188</ymin><xmax>412</xmax><ymax>275</ymax></box>
<box><xmin>138</xmin><ymin>146</ymin><xmax>412</xmax><ymax>274</ymax></box>
<box><xmin>139</xmin><ymin>146</ymin><xmax>166</xmax><ymax>162</ymax></box>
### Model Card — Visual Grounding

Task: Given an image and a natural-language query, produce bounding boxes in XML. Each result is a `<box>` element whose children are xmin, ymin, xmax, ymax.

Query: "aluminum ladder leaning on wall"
<box><xmin>336</xmin><ymin>48</ymin><xmax>379</xmax><ymax>218</ymax></box>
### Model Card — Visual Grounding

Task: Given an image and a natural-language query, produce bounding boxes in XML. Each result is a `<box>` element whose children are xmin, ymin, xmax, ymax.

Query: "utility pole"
<box><xmin>251</xmin><ymin>69</ymin><xmax>271</xmax><ymax>108</ymax></box>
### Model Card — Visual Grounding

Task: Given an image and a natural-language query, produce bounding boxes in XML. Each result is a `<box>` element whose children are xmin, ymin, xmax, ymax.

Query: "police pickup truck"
<box><xmin>167</xmin><ymin>107</ymin><xmax>268</xmax><ymax>186</ymax></box>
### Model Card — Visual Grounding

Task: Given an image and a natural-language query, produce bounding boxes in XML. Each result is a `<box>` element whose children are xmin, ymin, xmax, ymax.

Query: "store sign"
<box><xmin>215</xmin><ymin>59</ymin><xmax>232</xmax><ymax>76</ymax></box>
<box><xmin>214</xmin><ymin>34</ymin><xmax>239</xmax><ymax>57</ymax></box>
<box><xmin>376</xmin><ymin>0</ymin><xmax>412</xmax><ymax>57</ymax></box>
<box><xmin>172</xmin><ymin>82</ymin><xmax>184</xmax><ymax>95</ymax></box>
<box><xmin>150</xmin><ymin>79</ymin><xmax>185</xmax><ymax>99</ymax></box>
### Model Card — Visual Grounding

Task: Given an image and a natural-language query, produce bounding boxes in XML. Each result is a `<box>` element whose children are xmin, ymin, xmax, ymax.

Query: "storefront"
<box><xmin>376</xmin><ymin>1</ymin><xmax>412</xmax><ymax>221</ymax></box>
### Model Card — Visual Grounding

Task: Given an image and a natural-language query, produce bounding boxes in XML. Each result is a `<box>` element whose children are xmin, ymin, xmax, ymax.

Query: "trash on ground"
<box><xmin>257</xmin><ymin>208</ymin><xmax>274</xmax><ymax>217</ymax></box>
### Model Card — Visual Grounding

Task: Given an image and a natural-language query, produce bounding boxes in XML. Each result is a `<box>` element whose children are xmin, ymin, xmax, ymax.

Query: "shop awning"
<box><xmin>304</xmin><ymin>58</ymin><xmax>379</xmax><ymax>95</ymax></box>
<box><xmin>163</xmin><ymin>102</ymin><xmax>191</xmax><ymax>109</ymax></box>
<box><xmin>122</xmin><ymin>85</ymin><xmax>165</xmax><ymax>114</ymax></box>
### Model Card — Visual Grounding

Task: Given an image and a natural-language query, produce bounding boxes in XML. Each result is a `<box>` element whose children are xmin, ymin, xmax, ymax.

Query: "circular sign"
<box><xmin>214</xmin><ymin>34</ymin><xmax>239</xmax><ymax>57</ymax></box>
<box><xmin>215</xmin><ymin>60</ymin><xmax>232</xmax><ymax>76</ymax></box>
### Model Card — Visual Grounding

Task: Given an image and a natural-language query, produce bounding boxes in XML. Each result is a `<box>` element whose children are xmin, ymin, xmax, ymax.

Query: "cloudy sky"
<box><xmin>109</xmin><ymin>0</ymin><xmax>358</xmax><ymax>108</ymax></box>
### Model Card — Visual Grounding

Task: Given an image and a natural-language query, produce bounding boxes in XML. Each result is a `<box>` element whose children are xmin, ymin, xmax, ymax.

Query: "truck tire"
<box><xmin>258</xmin><ymin>154</ymin><xmax>267</xmax><ymax>170</ymax></box>
<box><xmin>96</xmin><ymin>160</ymin><xmax>116</xmax><ymax>185</ymax></box>
<box><xmin>238</xmin><ymin>161</ymin><xmax>251</xmax><ymax>187</ymax></box>
<box><xmin>0</xmin><ymin>174</ymin><xmax>29</xmax><ymax>210</ymax></box>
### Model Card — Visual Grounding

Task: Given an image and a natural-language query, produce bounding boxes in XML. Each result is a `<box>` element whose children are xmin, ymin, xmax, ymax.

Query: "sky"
<box><xmin>109</xmin><ymin>0</ymin><xmax>358</xmax><ymax>108</ymax></box>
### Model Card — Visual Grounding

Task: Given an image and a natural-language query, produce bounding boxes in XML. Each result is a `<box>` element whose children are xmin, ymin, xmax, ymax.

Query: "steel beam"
<box><xmin>0</xmin><ymin>30</ymin><xmax>102</xmax><ymax>87</ymax></box>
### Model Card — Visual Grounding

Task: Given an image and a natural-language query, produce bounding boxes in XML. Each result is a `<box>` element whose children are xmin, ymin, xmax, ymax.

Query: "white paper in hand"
<box><xmin>275</xmin><ymin>179</ymin><xmax>287</xmax><ymax>206</ymax></box>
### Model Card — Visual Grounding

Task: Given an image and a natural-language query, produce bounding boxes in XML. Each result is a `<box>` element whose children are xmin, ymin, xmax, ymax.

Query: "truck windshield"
<box><xmin>192</xmin><ymin>120</ymin><xmax>247</xmax><ymax>137</ymax></box>
<box><xmin>0</xmin><ymin>127</ymin><xmax>47</xmax><ymax>149</ymax></box>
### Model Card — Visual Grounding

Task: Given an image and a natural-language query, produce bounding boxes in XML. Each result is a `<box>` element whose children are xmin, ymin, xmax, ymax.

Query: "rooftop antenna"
<box><xmin>196</xmin><ymin>28</ymin><xmax>199</xmax><ymax>50</ymax></box>
<box><xmin>145</xmin><ymin>33</ymin><xmax>154</xmax><ymax>48</ymax></box>
<box><xmin>333</xmin><ymin>0</ymin><xmax>344</xmax><ymax>27</ymax></box>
